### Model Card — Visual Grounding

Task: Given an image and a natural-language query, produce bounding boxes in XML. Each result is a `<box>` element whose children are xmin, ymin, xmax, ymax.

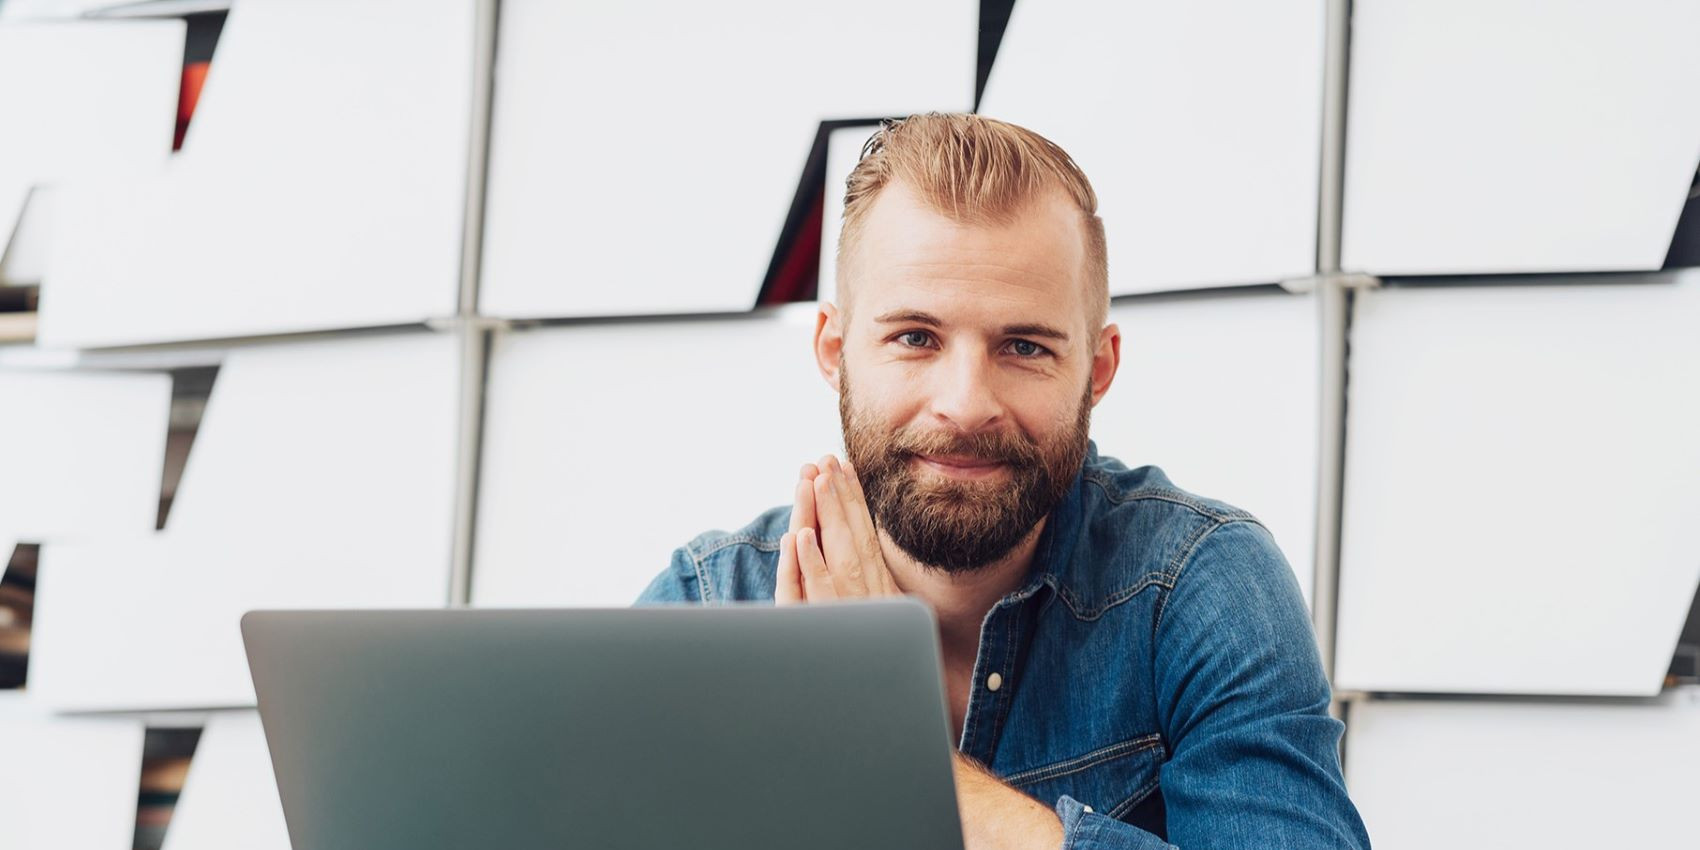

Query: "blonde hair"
<box><xmin>836</xmin><ymin>113</ymin><xmax>1109</xmax><ymax>329</ymax></box>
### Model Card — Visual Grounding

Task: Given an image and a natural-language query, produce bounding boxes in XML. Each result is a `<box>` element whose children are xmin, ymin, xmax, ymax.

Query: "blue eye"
<box><xmin>1009</xmin><ymin>339</ymin><xmax>1046</xmax><ymax>357</ymax></box>
<box><xmin>898</xmin><ymin>331</ymin><xmax>932</xmax><ymax>348</ymax></box>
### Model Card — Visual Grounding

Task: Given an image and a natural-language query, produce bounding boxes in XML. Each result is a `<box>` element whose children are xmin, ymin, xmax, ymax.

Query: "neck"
<box><xmin>880</xmin><ymin>519</ymin><xmax>1047</xmax><ymax>653</ymax></box>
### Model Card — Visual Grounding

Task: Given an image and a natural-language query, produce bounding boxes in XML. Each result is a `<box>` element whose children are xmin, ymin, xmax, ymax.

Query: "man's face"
<box><xmin>825</xmin><ymin>181</ymin><xmax>1115</xmax><ymax>574</ymax></box>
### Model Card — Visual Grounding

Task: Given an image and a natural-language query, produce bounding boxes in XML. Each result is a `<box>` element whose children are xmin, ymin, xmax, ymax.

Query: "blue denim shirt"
<box><xmin>636</xmin><ymin>443</ymin><xmax>1370</xmax><ymax>848</ymax></box>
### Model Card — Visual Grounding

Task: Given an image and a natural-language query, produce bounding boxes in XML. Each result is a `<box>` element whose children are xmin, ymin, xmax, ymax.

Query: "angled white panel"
<box><xmin>1092</xmin><ymin>293</ymin><xmax>1318</xmax><ymax>602</ymax></box>
<box><xmin>979</xmin><ymin>0</ymin><xmax>1323</xmax><ymax>295</ymax></box>
<box><xmin>1348</xmin><ymin>692</ymin><xmax>1700</xmax><ymax>849</ymax></box>
<box><xmin>816</xmin><ymin>125</ymin><xmax>874</xmax><ymax>308</ymax></box>
<box><xmin>0</xmin><ymin>186</ymin><xmax>53</xmax><ymax>285</ymax></box>
<box><xmin>163</xmin><ymin>711</ymin><xmax>290</xmax><ymax>850</ymax></box>
<box><xmin>1337</xmin><ymin>278</ymin><xmax>1700</xmax><ymax>695</ymax></box>
<box><xmin>0</xmin><ymin>20</ymin><xmax>181</xmax><ymax>267</ymax></box>
<box><xmin>1342</xmin><ymin>0</ymin><xmax>1700</xmax><ymax>275</ymax></box>
<box><xmin>158</xmin><ymin>333</ymin><xmax>459</xmax><ymax>541</ymax></box>
<box><xmin>479</xmin><ymin>0</ymin><xmax>976</xmax><ymax>319</ymax></box>
<box><xmin>0</xmin><ymin>692</ymin><xmax>145</xmax><ymax>850</ymax></box>
<box><xmin>473</xmin><ymin>308</ymin><xmax>842</xmax><ymax>606</ymax></box>
<box><xmin>0</xmin><ymin>369</ymin><xmax>171</xmax><ymax>541</ymax></box>
<box><xmin>28</xmin><ymin>332</ymin><xmax>460</xmax><ymax>710</ymax></box>
<box><xmin>38</xmin><ymin>0</ymin><xmax>470</xmax><ymax>347</ymax></box>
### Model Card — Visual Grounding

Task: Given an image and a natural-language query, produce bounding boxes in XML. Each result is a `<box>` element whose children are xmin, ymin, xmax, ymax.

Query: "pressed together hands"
<box><xmin>776</xmin><ymin>455</ymin><xmax>901</xmax><ymax>603</ymax></box>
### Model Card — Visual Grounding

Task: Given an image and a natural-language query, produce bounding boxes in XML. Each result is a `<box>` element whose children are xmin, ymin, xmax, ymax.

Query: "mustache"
<box><xmin>885</xmin><ymin>426</ymin><xmax>1042</xmax><ymax>468</ymax></box>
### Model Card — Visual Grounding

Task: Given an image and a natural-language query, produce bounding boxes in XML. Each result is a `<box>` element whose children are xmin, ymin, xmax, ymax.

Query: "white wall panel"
<box><xmin>1092</xmin><ymin>293</ymin><xmax>1318</xmax><ymax>602</ymax></box>
<box><xmin>479</xmin><ymin>0</ymin><xmax>975</xmax><ymax>319</ymax></box>
<box><xmin>978</xmin><ymin>0</ymin><xmax>1324</xmax><ymax>295</ymax></box>
<box><xmin>163</xmin><ymin>711</ymin><xmax>290</xmax><ymax>850</ymax></box>
<box><xmin>1343</xmin><ymin>0</ymin><xmax>1700</xmax><ymax>275</ymax></box>
<box><xmin>1348</xmin><ymin>692</ymin><xmax>1700</xmax><ymax>849</ymax></box>
<box><xmin>0</xmin><ymin>21</ymin><xmax>181</xmax><ymax>273</ymax></box>
<box><xmin>0</xmin><ymin>693</ymin><xmax>145</xmax><ymax>850</ymax></box>
<box><xmin>0</xmin><ymin>0</ymin><xmax>125</xmax><ymax>19</ymax></box>
<box><xmin>473</xmin><ymin>309</ymin><xmax>841</xmax><ymax>606</ymax></box>
<box><xmin>28</xmin><ymin>332</ymin><xmax>460</xmax><ymax>710</ymax></box>
<box><xmin>0</xmin><ymin>370</ymin><xmax>171</xmax><ymax>541</ymax></box>
<box><xmin>1337</xmin><ymin>279</ymin><xmax>1700</xmax><ymax>695</ymax></box>
<box><xmin>38</xmin><ymin>0</ymin><xmax>471</xmax><ymax>347</ymax></box>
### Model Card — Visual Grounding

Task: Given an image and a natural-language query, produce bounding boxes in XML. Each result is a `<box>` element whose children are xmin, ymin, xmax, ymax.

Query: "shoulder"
<box><xmin>634</xmin><ymin>506</ymin><xmax>789</xmax><ymax>604</ymax></box>
<box><xmin>1067</xmin><ymin>452</ymin><xmax>1323</xmax><ymax>692</ymax></box>
<box><xmin>1051</xmin><ymin>450</ymin><xmax>1289</xmax><ymax>618</ymax></box>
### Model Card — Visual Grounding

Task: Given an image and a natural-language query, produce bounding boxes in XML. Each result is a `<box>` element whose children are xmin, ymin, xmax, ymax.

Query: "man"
<box><xmin>638</xmin><ymin>113</ymin><xmax>1369</xmax><ymax>849</ymax></box>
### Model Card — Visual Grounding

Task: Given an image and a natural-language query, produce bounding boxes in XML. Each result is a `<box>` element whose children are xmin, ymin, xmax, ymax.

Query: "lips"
<box><xmin>913</xmin><ymin>453</ymin><xmax>1009</xmax><ymax>480</ymax></box>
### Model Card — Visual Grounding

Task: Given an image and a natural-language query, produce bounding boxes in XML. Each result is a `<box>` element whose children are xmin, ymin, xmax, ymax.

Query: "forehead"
<box><xmin>847</xmin><ymin>181</ymin><xmax>1089</xmax><ymax>330</ymax></box>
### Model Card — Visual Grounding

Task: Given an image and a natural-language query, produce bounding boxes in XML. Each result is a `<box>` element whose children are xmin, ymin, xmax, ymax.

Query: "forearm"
<box><xmin>953</xmin><ymin>753</ymin><xmax>1064</xmax><ymax>850</ymax></box>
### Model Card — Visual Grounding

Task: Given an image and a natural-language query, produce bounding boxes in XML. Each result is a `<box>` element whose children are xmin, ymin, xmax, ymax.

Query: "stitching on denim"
<box><xmin>1163</xmin><ymin>518</ymin><xmax>1224</xmax><ymax>582</ymax></box>
<box><xmin>1005</xmin><ymin>733</ymin><xmax>1164</xmax><ymax>787</ymax></box>
<box><xmin>1106</xmin><ymin>773</ymin><xmax>1163</xmax><ymax>820</ymax></box>
<box><xmin>684</xmin><ymin>545</ymin><xmax>714</xmax><ymax>603</ymax></box>
<box><xmin>1081</xmin><ymin>472</ymin><xmax>1254</xmax><ymax>522</ymax></box>
<box><xmin>1154</xmin><ymin>518</ymin><xmax>1263</xmax><ymax>633</ymax></box>
<box><xmin>1053</xmin><ymin>575</ymin><xmax>1170</xmax><ymax>621</ymax></box>
<box><xmin>1152</xmin><ymin>518</ymin><xmax>1224</xmax><ymax>631</ymax></box>
<box><xmin>691</xmin><ymin>533</ymin><xmax>782</xmax><ymax>559</ymax></box>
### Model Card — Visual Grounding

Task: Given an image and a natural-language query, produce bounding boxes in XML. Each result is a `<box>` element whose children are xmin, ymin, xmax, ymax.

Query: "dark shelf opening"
<box><xmin>0</xmin><ymin>543</ymin><xmax>39</xmax><ymax>690</ymax></box>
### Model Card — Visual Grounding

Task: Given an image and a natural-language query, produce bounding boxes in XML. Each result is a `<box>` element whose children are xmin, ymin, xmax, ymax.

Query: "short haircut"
<box><xmin>836</xmin><ymin>112</ymin><xmax>1109</xmax><ymax>330</ymax></box>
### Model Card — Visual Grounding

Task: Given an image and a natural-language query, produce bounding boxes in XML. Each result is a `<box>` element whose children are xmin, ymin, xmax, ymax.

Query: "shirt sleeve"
<box><xmin>632</xmin><ymin>546</ymin><xmax>702</xmax><ymax>604</ymax></box>
<box><xmin>1054</xmin><ymin>794</ymin><xmax>1177</xmax><ymax>850</ymax></box>
<box><xmin>1125</xmin><ymin>518</ymin><xmax>1370</xmax><ymax>849</ymax></box>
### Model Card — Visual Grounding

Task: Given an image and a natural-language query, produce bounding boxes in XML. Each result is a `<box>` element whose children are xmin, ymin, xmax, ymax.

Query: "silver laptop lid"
<box><xmin>242</xmin><ymin>600</ymin><xmax>964</xmax><ymax>850</ymax></box>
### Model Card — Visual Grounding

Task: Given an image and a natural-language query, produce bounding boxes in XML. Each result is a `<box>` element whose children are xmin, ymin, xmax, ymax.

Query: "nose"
<box><xmin>926</xmin><ymin>346</ymin><xmax>1005</xmax><ymax>434</ymax></box>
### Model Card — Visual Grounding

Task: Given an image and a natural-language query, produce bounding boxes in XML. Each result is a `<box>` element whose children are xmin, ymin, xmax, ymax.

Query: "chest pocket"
<box><xmin>1003</xmin><ymin>733</ymin><xmax>1165</xmax><ymax>820</ymax></box>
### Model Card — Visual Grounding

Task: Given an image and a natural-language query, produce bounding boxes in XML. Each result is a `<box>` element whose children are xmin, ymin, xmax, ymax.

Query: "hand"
<box><xmin>775</xmin><ymin>455</ymin><xmax>900</xmax><ymax>604</ymax></box>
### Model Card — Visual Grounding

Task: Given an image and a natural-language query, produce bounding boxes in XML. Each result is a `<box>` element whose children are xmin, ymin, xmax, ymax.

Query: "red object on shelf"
<box><xmin>175</xmin><ymin>60</ymin><xmax>211</xmax><ymax>151</ymax></box>
<box><xmin>761</xmin><ymin>192</ymin><xmax>824</xmax><ymax>305</ymax></box>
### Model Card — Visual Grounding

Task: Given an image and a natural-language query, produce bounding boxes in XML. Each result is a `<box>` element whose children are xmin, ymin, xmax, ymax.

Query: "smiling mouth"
<box><xmin>913</xmin><ymin>454</ymin><xmax>1009</xmax><ymax>480</ymax></box>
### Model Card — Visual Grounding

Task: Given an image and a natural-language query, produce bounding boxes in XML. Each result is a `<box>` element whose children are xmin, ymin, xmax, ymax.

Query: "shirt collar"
<box><xmin>1000</xmin><ymin>439</ymin><xmax>1095</xmax><ymax>606</ymax></box>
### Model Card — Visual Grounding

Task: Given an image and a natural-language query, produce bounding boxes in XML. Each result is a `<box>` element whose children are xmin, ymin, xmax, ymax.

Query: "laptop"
<box><xmin>241</xmin><ymin>600</ymin><xmax>965</xmax><ymax>850</ymax></box>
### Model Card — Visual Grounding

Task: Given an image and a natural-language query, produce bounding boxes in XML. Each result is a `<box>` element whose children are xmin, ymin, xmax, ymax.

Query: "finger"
<box><xmin>831</xmin><ymin>460</ymin><xmax>889</xmax><ymax>588</ymax></box>
<box><xmin>837</xmin><ymin>458</ymin><xmax>882</xmax><ymax>540</ymax></box>
<box><xmin>813</xmin><ymin>470</ymin><xmax>868</xmax><ymax>596</ymax></box>
<box><xmin>775</xmin><ymin>531</ymin><xmax>803</xmax><ymax>605</ymax></box>
<box><xmin>795</xmin><ymin>527</ymin><xmax>838</xmax><ymax>600</ymax></box>
<box><xmin>790</xmin><ymin>470</ymin><xmax>818</xmax><ymax>536</ymax></box>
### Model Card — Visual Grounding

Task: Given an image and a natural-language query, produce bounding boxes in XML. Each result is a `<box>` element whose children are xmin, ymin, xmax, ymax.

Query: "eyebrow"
<box><xmin>872</xmin><ymin>310</ymin><xmax>1071</xmax><ymax>342</ymax></box>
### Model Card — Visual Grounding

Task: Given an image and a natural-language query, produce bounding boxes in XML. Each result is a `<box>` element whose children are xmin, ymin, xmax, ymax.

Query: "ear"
<box><xmin>813</xmin><ymin>302</ymin><xmax>845</xmax><ymax>392</ymax></box>
<box><xmin>1089</xmin><ymin>323</ymin><xmax>1121</xmax><ymax>407</ymax></box>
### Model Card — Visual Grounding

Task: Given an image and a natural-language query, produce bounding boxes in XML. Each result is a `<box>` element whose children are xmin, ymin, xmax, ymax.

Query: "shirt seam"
<box><xmin>1004</xmin><ymin>733</ymin><xmax>1164</xmax><ymax>786</ymax></box>
<box><xmin>1081</xmin><ymin>471</ymin><xmax>1255</xmax><ymax>523</ymax></box>
<box><xmin>1153</xmin><ymin>517</ymin><xmax>1263</xmax><ymax>634</ymax></box>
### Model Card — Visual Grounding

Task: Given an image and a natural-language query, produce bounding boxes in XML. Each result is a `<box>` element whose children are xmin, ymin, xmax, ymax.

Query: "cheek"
<box><xmin>1007</xmin><ymin>387</ymin><xmax>1086</xmax><ymax>441</ymax></box>
<box><xmin>846</xmin><ymin>362</ymin><xmax>923</xmax><ymax>418</ymax></box>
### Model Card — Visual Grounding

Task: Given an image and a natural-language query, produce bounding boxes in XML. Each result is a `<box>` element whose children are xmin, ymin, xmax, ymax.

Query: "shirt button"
<box><xmin>986</xmin><ymin>672</ymin><xmax>1003</xmax><ymax>692</ymax></box>
<box><xmin>1083</xmin><ymin>805</ymin><xmax>1094</xmax><ymax>814</ymax></box>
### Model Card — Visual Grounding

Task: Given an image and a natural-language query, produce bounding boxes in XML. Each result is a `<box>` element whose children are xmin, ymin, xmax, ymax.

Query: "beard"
<box><xmin>839</xmin><ymin>364</ymin><xmax>1093</xmax><ymax>575</ymax></box>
